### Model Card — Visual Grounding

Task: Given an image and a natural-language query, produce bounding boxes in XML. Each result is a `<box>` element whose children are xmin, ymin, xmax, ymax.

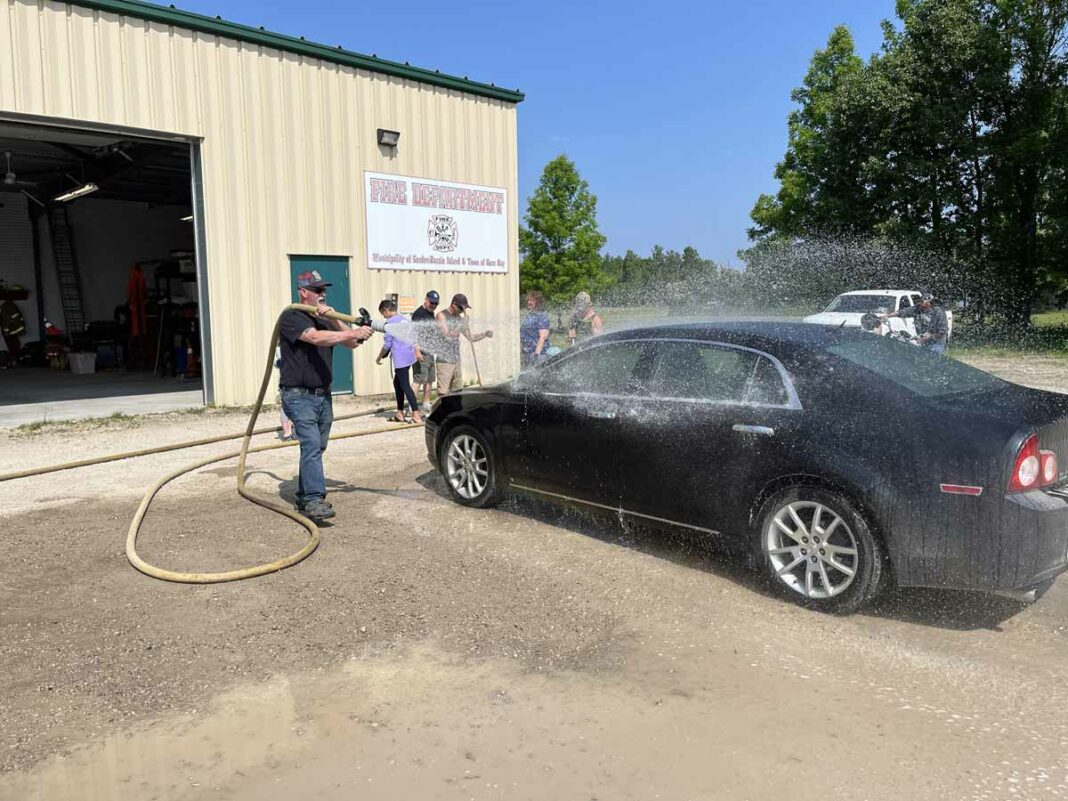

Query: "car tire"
<box><xmin>754</xmin><ymin>485</ymin><xmax>884</xmax><ymax>614</ymax></box>
<box><xmin>440</xmin><ymin>425</ymin><xmax>502</xmax><ymax>508</ymax></box>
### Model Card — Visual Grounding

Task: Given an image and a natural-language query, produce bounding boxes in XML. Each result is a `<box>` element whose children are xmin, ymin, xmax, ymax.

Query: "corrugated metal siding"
<box><xmin>0</xmin><ymin>0</ymin><xmax>520</xmax><ymax>403</ymax></box>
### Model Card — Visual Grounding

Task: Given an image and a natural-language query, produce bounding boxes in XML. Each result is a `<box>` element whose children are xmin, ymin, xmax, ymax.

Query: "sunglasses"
<box><xmin>305</xmin><ymin>286</ymin><xmax>326</xmax><ymax>295</ymax></box>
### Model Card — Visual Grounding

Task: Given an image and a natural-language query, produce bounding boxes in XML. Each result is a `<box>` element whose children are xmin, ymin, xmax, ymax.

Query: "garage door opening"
<box><xmin>0</xmin><ymin>121</ymin><xmax>207</xmax><ymax>427</ymax></box>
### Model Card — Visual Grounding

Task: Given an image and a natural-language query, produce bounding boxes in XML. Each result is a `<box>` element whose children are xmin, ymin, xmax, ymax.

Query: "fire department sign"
<box><xmin>365</xmin><ymin>171</ymin><xmax>508</xmax><ymax>273</ymax></box>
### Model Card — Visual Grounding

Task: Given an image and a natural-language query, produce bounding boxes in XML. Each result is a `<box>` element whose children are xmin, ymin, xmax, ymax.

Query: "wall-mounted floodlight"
<box><xmin>377</xmin><ymin>128</ymin><xmax>400</xmax><ymax>148</ymax></box>
<box><xmin>54</xmin><ymin>182</ymin><xmax>99</xmax><ymax>202</ymax></box>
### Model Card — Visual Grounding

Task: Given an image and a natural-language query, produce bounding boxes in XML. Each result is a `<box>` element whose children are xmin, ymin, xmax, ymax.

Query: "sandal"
<box><xmin>411</xmin><ymin>413</ymin><xmax>423</xmax><ymax>425</ymax></box>
<box><xmin>391</xmin><ymin>413</ymin><xmax>406</xmax><ymax>423</ymax></box>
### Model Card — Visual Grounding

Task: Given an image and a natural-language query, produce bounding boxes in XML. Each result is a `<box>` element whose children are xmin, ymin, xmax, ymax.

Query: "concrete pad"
<box><xmin>0</xmin><ymin>389</ymin><xmax>203</xmax><ymax>427</ymax></box>
<box><xmin>0</xmin><ymin>366</ymin><xmax>204</xmax><ymax>427</ymax></box>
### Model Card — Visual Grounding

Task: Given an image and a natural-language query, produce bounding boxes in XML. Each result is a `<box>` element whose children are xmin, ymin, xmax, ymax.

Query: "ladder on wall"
<box><xmin>48</xmin><ymin>205</ymin><xmax>86</xmax><ymax>334</ymax></box>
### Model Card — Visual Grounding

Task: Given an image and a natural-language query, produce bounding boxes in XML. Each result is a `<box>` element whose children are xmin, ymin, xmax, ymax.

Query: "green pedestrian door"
<box><xmin>289</xmin><ymin>256</ymin><xmax>354</xmax><ymax>395</ymax></box>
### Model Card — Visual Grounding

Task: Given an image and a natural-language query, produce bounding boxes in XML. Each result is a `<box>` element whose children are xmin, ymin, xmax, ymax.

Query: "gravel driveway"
<box><xmin>2</xmin><ymin>362</ymin><xmax>1068</xmax><ymax>800</ymax></box>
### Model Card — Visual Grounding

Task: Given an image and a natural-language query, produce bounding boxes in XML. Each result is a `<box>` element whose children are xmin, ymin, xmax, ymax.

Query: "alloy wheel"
<box><xmin>445</xmin><ymin>434</ymin><xmax>489</xmax><ymax>500</ymax></box>
<box><xmin>765</xmin><ymin>501</ymin><xmax>859</xmax><ymax>599</ymax></box>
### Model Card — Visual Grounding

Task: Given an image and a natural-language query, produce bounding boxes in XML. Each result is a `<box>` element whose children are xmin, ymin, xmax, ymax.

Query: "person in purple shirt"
<box><xmin>375</xmin><ymin>299</ymin><xmax>423</xmax><ymax>423</ymax></box>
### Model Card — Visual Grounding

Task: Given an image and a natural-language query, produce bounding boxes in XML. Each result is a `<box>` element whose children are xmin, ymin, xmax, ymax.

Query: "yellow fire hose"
<box><xmin>3</xmin><ymin>303</ymin><xmax>423</xmax><ymax>584</ymax></box>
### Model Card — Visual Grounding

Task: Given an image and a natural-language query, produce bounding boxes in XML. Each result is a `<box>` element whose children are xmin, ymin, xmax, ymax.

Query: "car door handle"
<box><xmin>732</xmin><ymin>424</ymin><xmax>774</xmax><ymax>437</ymax></box>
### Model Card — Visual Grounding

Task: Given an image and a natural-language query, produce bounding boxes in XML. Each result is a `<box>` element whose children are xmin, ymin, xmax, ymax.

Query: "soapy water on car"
<box><xmin>391</xmin><ymin>239</ymin><xmax>975</xmax><ymax>422</ymax></box>
<box><xmin>382</xmin><ymin>237</ymin><xmax>1019</xmax><ymax>462</ymax></box>
<box><xmin>394</xmin><ymin>242</ymin><xmax>1061</xmax><ymax>615</ymax></box>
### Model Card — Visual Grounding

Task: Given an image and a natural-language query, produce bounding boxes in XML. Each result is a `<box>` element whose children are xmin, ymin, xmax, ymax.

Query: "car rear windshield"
<box><xmin>825</xmin><ymin>295</ymin><xmax>895</xmax><ymax>314</ymax></box>
<box><xmin>827</xmin><ymin>337</ymin><xmax>1005</xmax><ymax>399</ymax></box>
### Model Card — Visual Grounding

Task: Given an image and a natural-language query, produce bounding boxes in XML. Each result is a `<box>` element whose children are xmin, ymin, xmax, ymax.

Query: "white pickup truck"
<box><xmin>803</xmin><ymin>290</ymin><xmax>953</xmax><ymax>339</ymax></box>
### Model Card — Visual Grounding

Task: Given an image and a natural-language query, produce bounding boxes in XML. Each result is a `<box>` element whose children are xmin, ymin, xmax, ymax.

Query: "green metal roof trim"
<box><xmin>66</xmin><ymin>0</ymin><xmax>524</xmax><ymax>104</ymax></box>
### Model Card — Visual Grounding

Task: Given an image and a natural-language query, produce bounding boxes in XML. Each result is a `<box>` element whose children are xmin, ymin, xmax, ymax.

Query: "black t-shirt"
<box><xmin>411</xmin><ymin>305</ymin><xmax>435</xmax><ymax>350</ymax></box>
<box><xmin>279</xmin><ymin>309</ymin><xmax>334</xmax><ymax>389</ymax></box>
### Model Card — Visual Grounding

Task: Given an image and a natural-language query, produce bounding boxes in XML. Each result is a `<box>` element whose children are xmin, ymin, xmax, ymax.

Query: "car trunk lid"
<box><xmin>932</xmin><ymin>384</ymin><xmax>1068</xmax><ymax>489</ymax></box>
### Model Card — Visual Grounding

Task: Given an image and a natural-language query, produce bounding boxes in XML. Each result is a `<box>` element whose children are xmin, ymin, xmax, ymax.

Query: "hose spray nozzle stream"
<box><xmin>293</xmin><ymin>304</ymin><xmax>415</xmax><ymax>344</ymax></box>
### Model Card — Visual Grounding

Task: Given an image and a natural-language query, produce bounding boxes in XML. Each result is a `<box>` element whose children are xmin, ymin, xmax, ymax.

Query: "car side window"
<box><xmin>745</xmin><ymin>356</ymin><xmax>791</xmax><ymax>405</ymax></box>
<box><xmin>647</xmin><ymin>341</ymin><xmax>790</xmax><ymax>405</ymax></box>
<box><xmin>536</xmin><ymin>341</ymin><xmax>651</xmax><ymax>396</ymax></box>
<box><xmin>899</xmin><ymin>295</ymin><xmax>912</xmax><ymax>310</ymax></box>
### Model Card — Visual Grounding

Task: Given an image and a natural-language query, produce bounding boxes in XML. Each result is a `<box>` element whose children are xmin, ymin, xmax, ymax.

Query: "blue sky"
<box><xmin>179</xmin><ymin>0</ymin><xmax>896</xmax><ymax>266</ymax></box>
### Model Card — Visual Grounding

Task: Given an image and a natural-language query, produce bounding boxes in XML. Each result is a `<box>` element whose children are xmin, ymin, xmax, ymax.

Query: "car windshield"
<box><xmin>827</xmin><ymin>336</ymin><xmax>1005</xmax><ymax>399</ymax></box>
<box><xmin>824</xmin><ymin>294</ymin><xmax>894</xmax><ymax>314</ymax></box>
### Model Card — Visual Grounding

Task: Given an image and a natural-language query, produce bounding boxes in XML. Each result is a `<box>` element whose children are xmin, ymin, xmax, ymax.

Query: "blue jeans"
<box><xmin>280</xmin><ymin>388</ymin><xmax>333</xmax><ymax>506</ymax></box>
<box><xmin>925</xmin><ymin>340</ymin><xmax>947</xmax><ymax>354</ymax></box>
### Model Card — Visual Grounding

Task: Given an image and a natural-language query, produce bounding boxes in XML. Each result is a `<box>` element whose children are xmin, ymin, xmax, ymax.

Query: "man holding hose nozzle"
<box><xmin>880</xmin><ymin>293</ymin><xmax>949</xmax><ymax>353</ymax></box>
<box><xmin>279</xmin><ymin>271</ymin><xmax>373</xmax><ymax>522</ymax></box>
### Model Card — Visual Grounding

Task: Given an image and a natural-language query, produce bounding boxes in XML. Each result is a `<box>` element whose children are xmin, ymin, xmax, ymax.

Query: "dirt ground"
<box><xmin>957</xmin><ymin>353</ymin><xmax>1068</xmax><ymax>395</ymax></box>
<box><xmin>2</xmin><ymin>359</ymin><xmax>1068</xmax><ymax>801</ymax></box>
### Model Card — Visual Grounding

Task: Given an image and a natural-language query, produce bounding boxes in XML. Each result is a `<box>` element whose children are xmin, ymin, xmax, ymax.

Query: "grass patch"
<box><xmin>14</xmin><ymin>419</ymin><xmax>53</xmax><ymax>434</ymax></box>
<box><xmin>9</xmin><ymin>404</ymin><xmax>278</xmax><ymax>437</ymax></box>
<box><xmin>950</xmin><ymin>344</ymin><xmax>1068</xmax><ymax>360</ymax></box>
<box><xmin>541</xmin><ymin>304</ymin><xmax>807</xmax><ymax>351</ymax></box>
<box><xmin>537</xmin><ymin>304</ymin><xmax>1068</xmax><ymax>361</ymax></box>
<box><xmin>13</xmin><ymin>411</ymin><xmax>139</xmax><ymax>437</ymax></box>
<box><xmin>949</xmin><ymin>320</ymin><xmax>1068</xmax><ymax>358</ymax></box>
<box><xmin>1033</xmin><ymin>310</ymin><xmax>1068</xmax><ymax>328</ymax></box>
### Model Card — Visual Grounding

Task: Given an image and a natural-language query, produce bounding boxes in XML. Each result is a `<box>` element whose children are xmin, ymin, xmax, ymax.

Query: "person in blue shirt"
<box><xmin>519</xmin><ymin>291</ymin><xmax>551</xmax><ymax>368</ymax></box>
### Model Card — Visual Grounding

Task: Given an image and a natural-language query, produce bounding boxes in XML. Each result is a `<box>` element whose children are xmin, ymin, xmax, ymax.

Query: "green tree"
<box><xmin>748</xmin><ymin>1</ymin><xmax>1068</xmax><ymax>327</ymax></box>
<box><xmin>519</xmin><ymin>155</ymin><xmax>608</xmax><ymax>303</ymax></box>
<box><xmin>747</xmin><ymin>25</ymin><xmax>867</xmax><ymax>241</ymax></box>
<box><xmin>601</xmin><ymin>249</ymin><xmax>645</xmax><ymax>293</ymax></box>
<box><xmin>983</xmin><ymin>0</ymin><xmax>1068</xmax><ymax>323</ymax></box>
<box><xmin>600</xmin><ymin>244</ymin><xmax>739</xmax><ymax>307</ymax></box>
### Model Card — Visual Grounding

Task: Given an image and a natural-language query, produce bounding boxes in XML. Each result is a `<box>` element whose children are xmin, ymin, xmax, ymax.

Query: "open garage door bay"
<box><xmin>0</xmin><ymin>121</ymin><xmax>208</xmax><ymax>427</ymax></box>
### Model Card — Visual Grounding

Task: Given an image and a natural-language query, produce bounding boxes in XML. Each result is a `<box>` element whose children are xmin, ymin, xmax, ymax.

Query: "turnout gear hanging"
<box><xmin>0</xmin><ymin>301</ymin><xmax>26</xmax><ymax>337</ymax></box>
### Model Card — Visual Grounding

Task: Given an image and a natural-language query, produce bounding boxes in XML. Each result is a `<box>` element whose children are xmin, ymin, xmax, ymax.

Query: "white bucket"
<box><xmin>69</xmin><ymin>352</ymin><xmax>97</xmax><ymax>375</ymax></box>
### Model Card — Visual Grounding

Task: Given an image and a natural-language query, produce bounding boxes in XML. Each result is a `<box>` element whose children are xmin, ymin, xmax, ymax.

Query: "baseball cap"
<box><xmin>451</xmin><ymin>293</ymin><xmax>471</xmax><ymax>310</ymax></box>
<box><xmin>296</xmin><ymin>270</ymin><xmax>331</xmax><ymax>289</ymax></box>
<box><xmin>426</xmin><ymin>290</ymin><xmax>440</xmax><ymax>303</ymax></box>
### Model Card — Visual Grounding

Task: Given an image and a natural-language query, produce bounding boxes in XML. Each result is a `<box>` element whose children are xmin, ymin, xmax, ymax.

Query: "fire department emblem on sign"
<box><xmin>427</xmin><ymin>214</ymin><xmax>458</xmax><ymax>252</ymax></box>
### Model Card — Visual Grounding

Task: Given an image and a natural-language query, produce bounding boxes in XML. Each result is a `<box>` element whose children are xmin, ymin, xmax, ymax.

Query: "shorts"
<box><xmin>436</xmin><ymin>361</ymin><xmax>463</xmax><ymax>395</ymax></box>
<box><xmin>412</xmin><ymin>356</ymin><xmax>435</xmax><ymax>385</ymax></box>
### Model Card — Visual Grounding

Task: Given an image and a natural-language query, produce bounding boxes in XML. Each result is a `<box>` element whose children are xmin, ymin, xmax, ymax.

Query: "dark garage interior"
<box><xmin>0</xmin><ymin>121</ymin><xmax>204</xmax><ymax>424</ymax></box>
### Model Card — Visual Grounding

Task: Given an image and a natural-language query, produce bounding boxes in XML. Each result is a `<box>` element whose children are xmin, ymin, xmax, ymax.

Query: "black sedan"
<box><xmin>425</xmin><ymin>322</ymin><xmax>1068</xmax><ymax>612</ymax></box>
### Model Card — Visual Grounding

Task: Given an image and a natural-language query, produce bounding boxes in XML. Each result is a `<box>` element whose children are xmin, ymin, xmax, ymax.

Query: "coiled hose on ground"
<box><xmin>1</xmin><ymin>303</ymin><xmax>420</xmax><ymax>584</ymax></box>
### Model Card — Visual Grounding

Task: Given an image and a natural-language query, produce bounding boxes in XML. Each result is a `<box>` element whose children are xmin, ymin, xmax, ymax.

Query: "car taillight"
<box><xmin>1008</xmin><ymin>435</ymin><xmax>1041</xmax><ymax>492</ymax></box>
<box><xmin>1041</xmin><ymin>450</ymin><xmax>1058</xmax><ymax>485</ymax></box>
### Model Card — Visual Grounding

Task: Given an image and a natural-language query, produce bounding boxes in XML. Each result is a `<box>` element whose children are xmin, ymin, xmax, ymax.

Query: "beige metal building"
<box><xmin>0</xmin><ymin>0</ymin><xmax>522</xmax><ymax>410</ymax></box>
